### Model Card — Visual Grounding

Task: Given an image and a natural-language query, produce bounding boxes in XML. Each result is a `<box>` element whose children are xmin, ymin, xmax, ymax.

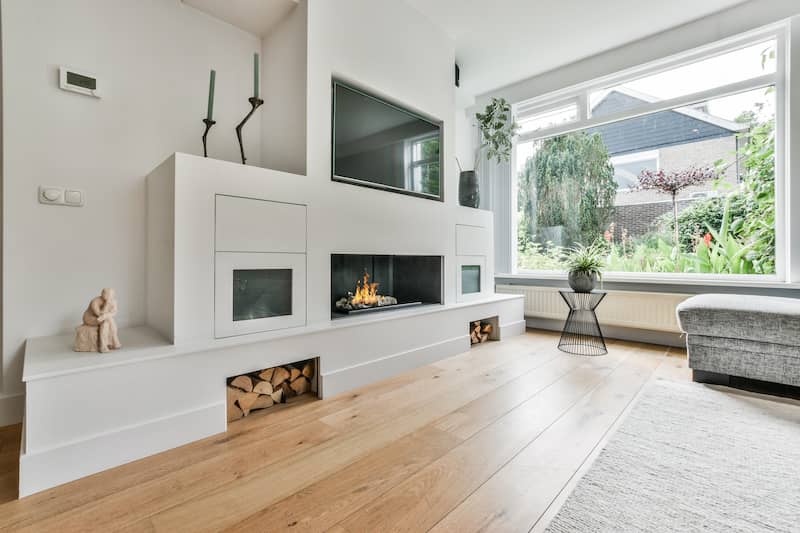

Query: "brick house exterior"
<box><xmin>587</xmin><ymin>89</ymin><xmax>747</xmax><ymax>238</ymax></box>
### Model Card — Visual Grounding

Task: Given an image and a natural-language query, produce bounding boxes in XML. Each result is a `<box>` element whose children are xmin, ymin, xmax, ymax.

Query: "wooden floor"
<box><xmin>0</xmin><ymin>330</ymin><xmax>691</xmax><ymax>532</ymax></box>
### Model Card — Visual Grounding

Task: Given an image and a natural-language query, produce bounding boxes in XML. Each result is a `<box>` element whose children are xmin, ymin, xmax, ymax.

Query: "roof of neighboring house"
<box><xmin>587</xmin><ymin>88</ymin><xmax>748</xmax><ymax>157</ymax></box>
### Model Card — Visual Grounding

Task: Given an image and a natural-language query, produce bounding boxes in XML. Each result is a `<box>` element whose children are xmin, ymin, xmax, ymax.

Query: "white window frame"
<box><xmin>510</xmin><ymin>22</ymin><xmax>791</xmax><ymax>285</ymax></box>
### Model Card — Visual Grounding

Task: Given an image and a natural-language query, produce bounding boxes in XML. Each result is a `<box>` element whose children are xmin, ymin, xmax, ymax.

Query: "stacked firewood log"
<box><xmin>227</xmin><ymin>360</ymin><xmax>315</xmax><ymax>422</ymax></box>
<box><xmin>470</xmin><ymin>321</ymin><xmax>494</xmax><ymax>345</ymax></box>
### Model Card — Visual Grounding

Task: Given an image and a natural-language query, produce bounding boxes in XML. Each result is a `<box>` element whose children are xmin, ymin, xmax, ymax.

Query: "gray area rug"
<box><xmin>546</xmin><ymin>380</ymin><xmax>800</xmax><ymax>532</ymax></box>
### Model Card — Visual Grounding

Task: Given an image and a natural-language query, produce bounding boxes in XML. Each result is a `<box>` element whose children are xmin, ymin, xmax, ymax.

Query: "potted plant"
<box><xmin>564</xmin><ymin>242</ymin><xmax>605</xmax><ymax>293</ymax></box>
<box><xmin>457</xmin><ymin>97</ymin><xmax>519</xmax><ymax>208</ymax></box>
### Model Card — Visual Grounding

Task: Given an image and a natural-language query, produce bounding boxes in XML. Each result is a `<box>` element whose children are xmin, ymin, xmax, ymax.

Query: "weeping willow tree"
<box><xmin>524</xmin><ymin>132</ymin><xmax>616</xmax><ymax>246</ymax></box>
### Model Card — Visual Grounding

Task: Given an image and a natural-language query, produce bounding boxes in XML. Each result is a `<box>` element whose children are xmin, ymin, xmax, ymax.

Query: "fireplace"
<box><xmin>331</xmin><ymin>254</ymin><xmax>443</xmax><ymax>318</ymax></box>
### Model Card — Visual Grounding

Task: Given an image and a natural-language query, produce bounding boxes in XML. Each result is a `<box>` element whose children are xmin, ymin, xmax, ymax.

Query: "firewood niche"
<box><xmin>226</xmin><ymin>359</ymin><xmax>317</xmax><ymax>422</ymax></box>
<box><xmin>470</xmin><ymin>317</ymin><xmax>498</xmax><ymax>345</ymax></box>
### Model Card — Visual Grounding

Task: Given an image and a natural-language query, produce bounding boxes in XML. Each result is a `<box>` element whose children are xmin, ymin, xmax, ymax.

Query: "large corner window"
<box><xmin>514</xmin><ymin>33</ymin><xmax>781</xmax><ymax>279</ymax></box>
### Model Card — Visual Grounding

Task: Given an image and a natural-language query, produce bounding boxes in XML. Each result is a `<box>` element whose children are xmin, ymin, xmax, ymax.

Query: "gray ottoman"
<box><xmin>676</xmin><ymin>294</ymin><xmax>800</xmax><ymax>387</ymax></box>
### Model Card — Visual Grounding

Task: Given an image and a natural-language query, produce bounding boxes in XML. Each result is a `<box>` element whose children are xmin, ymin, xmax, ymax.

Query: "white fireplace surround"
<box><xmin>19</xmin><ymin>153</ymin><xmax>525</xmax><ymax>496</ymax></box>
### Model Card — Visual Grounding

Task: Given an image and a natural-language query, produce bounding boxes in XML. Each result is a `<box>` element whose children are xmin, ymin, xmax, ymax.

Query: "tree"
<box><xmin>418</xmin><ymin>137</ymin><xmax>440</xmax><ymax>196</ymax></box>
<box><xmin>529</xmin><ymin>132</ymin><xmax>616</xmax><ymax>246</ymax></box>
<box><xmin>734</xmin><ymin>117</ymin><xmax>775</xmax><ymax>273</ymax></box>
<box><xmin>517</xmin><ymin>155</ymin><xmax>536</xmax><ymax>253</ymax></box>
<box><xmin>636</xmin><ymin>167</ymin><xmax>716</xmax><ymax>249</ymax></box>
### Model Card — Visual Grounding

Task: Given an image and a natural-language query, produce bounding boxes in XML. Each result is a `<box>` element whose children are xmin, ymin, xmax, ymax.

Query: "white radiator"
<box><xmin>496</xmin><ymin>284</ymin><xmax>690</xmax><ymax>333</ymax></box>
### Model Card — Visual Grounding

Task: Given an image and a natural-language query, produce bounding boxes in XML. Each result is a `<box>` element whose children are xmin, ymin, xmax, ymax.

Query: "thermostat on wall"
<box><xmin>59</xmin><ymin>66</ymin><xmax>101</xmax><ymax>98</ymax></box>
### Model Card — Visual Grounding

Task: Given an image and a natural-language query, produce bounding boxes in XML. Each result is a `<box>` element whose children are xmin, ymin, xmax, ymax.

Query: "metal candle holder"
<box><xmin>235</xmin><ymin>96</ymin><xmax>264</xmax><ymax>165</ymax></box>
<box><xmin>201</xmin><ymin>118</ymin><xmax>216</xmax><ymax>157</ymax></box>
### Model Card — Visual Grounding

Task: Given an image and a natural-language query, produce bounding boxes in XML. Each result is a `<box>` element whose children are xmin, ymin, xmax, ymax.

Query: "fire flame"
<box><xmin>351</xmin><ymin>271</ymin><xmax>382</xmax><ymax>306</ymax></box>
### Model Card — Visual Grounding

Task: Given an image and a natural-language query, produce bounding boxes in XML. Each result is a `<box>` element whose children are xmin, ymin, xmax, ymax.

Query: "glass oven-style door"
<box><xmin>456</xmin><ymin>256</ymin><xmax>486</xmax><ymax>302</ymax></box>
<box><xmin>215</xmin><ymin>252</ymin><xmax>306</xmax><ymax>338</ymax></box>
<box><xmin>233</xmin><ymin>269</ymin><xmax>293</xmax><ymax>321</ymax></box>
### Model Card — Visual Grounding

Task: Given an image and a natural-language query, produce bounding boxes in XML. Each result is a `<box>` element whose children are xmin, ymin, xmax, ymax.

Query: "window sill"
<box><xmin>496</xmin><ymin>271</ymin><xmax>800</xmax><ymax>291</ymax></box>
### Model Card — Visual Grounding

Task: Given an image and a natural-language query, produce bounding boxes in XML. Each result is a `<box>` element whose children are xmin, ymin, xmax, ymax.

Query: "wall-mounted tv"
<box><xmin>332</xmin><ymin>81</ymin><xmax>443</xmax><ymax>201</ymax></box>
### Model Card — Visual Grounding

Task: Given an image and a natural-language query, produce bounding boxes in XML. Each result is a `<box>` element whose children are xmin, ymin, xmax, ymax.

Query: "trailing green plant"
<box><xmin>474</xmin><ymin>97</ymin><xmax>519</xmax><ymax>168</ymax></box>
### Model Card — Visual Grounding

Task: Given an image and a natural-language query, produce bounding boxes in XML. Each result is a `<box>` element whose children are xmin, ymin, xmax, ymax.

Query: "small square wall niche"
<box><xmin>470</xmin><ymin>316</ymin><xmax>499</xmax><ymax>346</ymax></box>
<box><xmin>227</xmin><ymin>358</ymin><xmax>318</xmax><ymax>423</ymax></box>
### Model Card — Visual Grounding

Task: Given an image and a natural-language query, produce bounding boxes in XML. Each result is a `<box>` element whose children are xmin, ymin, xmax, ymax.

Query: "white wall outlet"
<box><xmin>39</xmin><ymin>186</ymin><xmax>84</xmax><ymax>207</ymax></box>
<box><xmin>64</xmin><ymin>189</ymin><xmax>84</xmax><ymax>206</ymax></box>
<box><xmin>39</xmin><ymin>186</ymin><xmax>64</xmax><ymax>205</ymax></box>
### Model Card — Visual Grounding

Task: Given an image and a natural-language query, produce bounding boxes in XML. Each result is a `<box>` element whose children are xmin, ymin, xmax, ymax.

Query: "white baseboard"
<box><xmin>526</xmin><ymin>317</ymin><xmax>685</xmax><ymax>347</ymax></box>
<box><xmin>19</xmin><ymin>401</ymin><xmax>225</xmax><ymax>497</ymax></box>
<box><xmin>0</xmin><ymin>392</ymin><xmax>24</xmax><ymax>427</ymax></box>
<box><xmin>319</xmin><ymin>335</ymin><xmax>468</xmax><ymax>398</ymax></box>
<box><xmin>500</xmin><ymin>319</ymin><xmax>526</xmax><ymax>338</ymax></box>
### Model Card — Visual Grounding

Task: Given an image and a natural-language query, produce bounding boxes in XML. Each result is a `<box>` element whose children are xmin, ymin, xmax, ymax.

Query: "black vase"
<box><xmin>459</xmin><ymin>170</ymin><xmax>480</xmax><ymax>208</ymax></box>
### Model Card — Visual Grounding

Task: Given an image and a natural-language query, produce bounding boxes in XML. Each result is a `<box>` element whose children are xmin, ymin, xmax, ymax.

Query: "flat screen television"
<box><xmin>332</xmin><ymin>81</ymin><xmax>443</xmax><ymax>201</ymax></box>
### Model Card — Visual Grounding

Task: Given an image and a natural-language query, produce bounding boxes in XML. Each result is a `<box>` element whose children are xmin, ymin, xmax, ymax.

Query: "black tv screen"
<box><xmin>332</xmin><ymin>81</ymin><xmax>442</xmax><ymax>201</ymax></box>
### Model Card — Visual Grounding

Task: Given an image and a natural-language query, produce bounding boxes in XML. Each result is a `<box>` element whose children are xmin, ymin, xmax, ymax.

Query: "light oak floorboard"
<box><xmin>0</xmin><ymin>331</ymin><xmax>692</xmax><ymax>532</ymax></box>
<box><xmin>427</xmin><ymin>346</ymin><xmax>666</xmax><ymax>533</ymax></box>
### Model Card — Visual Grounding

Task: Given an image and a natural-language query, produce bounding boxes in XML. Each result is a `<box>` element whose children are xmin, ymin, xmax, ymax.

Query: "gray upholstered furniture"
<box><xmin>676</xmin><ymin>294</ymin><xmax>800</xmax><ymax>386</ymax></box>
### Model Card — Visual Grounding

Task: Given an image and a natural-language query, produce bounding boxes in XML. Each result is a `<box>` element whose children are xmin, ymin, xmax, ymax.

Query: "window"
<box><xmin>610</xmin><ymin>151</ymin><xmax>659</xmax><ymax>191</ymax></box>
<box><xmin>589</xmin><ymin>40</ymin><xmax>777</xmax><ymax>118</ymax></box>
<box><xmin>514</xmin><ymin>32</ymin><xmax>781</xmax><ymax>279</ymax></box>
<box><xmin>406</xmin><ymin>134</ymin><xmax>440</xmax><ymax>195</ymax></box>
<box><xmin>518</xmin><ymin>102</ymin><xmax>579</xmax><ymax>135</ymax></box>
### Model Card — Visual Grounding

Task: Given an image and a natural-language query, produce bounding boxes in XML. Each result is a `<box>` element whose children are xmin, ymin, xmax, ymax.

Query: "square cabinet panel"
<box><xmin>216</xmin><ymin>195</ymin><xmax>306</xmax><ymax>253</ymax></box>
<box><xmin>456</xmin><ymin>224</ymin><xmax>489</xmax><ymax>256</ymax></box>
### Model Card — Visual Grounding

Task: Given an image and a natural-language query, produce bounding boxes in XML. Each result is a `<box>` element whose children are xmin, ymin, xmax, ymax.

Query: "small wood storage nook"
<box><xmin>470</xmin><ymin>316</ymin><xmax>499</xmax><ymax>345</ymax></box>
<box><xmin>226</xmin><ymin>358</ymin><xmax>318</xmax><ymax>422</ymax></box>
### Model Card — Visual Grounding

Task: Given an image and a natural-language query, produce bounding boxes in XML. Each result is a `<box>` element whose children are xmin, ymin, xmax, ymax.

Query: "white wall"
<box><xmin>0</xmin><ymin>0</ymin><xmax>460</xmax><ymax>424</ymax></box>
<box><xmin>260</xmin><ymin>0</ymin><xmax>307</xmax><ymax>175</ymax></box>
<box><xmin>1</xmin><ymin>0</ymin><xmax>262</xmax><ymax>422</ymax></box>
<box><xmin>303</xmin><ymin>0</ymin><xmax>457</xmax><ymax>319</ymax></box>
<box><xmin>476</xmin><ymin>0</ymin><xmax>800</xmax><ymax>107</ymax></box>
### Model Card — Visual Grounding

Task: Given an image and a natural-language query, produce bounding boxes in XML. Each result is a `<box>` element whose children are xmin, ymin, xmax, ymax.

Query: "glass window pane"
<box><xmin>590</xmin><ymin>40</ymin><xmax>776</xmax><ymax>118</ymax></box>
<box><xmin>517</xmin><ymin>86</ymin><xmax>776</xmax><ymax>275</ymax></box>
<box><xmin>233</xmin><ymin>269</ymin><xmax>292</xmax><ymax>321</ymax></box>
<box><xmin>461</xmin><ymin>265</ymin><xmax>481</xmax><ymax>294</ymax></box>
<box><xmin>518</xmin><ymin>104</ymin><xmax>578</xmax><ymax>135</ymax></box>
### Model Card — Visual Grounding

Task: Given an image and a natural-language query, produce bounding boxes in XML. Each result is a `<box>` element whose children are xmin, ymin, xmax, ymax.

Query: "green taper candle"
<box><xmin>207</xmin><ymin>69</ymin><xmax>216</xmax><ymax>120</ymax></box>
<box><xmin>254</xmin><ymin>52</ymin><xmax>260</xmax><ymax>99</ymax></box>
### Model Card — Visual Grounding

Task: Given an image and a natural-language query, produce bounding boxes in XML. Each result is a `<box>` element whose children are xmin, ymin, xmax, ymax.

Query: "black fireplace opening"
<box><xmin>331</xmin><ymin>254</ymin><xmax>443</xmax><ymax>318</ymax></box>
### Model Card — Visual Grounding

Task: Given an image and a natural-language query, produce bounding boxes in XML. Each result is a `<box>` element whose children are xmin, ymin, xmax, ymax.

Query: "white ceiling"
<box><xmin>183</xmin><ymin>0</ymin><xmax>298</xmax><ymax>37</ymax></box>
<box><xmin>405</xmin><ymin>0</ymin><xmax>751</xmax><ymax>98</ymax></box>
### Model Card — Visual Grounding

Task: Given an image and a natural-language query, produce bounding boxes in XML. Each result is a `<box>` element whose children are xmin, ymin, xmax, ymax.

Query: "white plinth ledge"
<box><xmin>20</xmin><ymin>294</ymin><xmax>524</xmax><ymax>497</ymax></box>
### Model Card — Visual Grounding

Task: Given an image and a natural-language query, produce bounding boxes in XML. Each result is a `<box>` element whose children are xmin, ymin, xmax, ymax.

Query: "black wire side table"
<box><xmin>558</xmin><ymin>290</ymin><xmax>608</xmax><ymax>356</ymax></box>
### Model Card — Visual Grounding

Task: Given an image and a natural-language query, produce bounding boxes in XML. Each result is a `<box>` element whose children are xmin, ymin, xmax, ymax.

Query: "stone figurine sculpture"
<box><xmin>74</xmin><ymin>288</ymin><xmax>122</xmax><ymax>353</ymax></box>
